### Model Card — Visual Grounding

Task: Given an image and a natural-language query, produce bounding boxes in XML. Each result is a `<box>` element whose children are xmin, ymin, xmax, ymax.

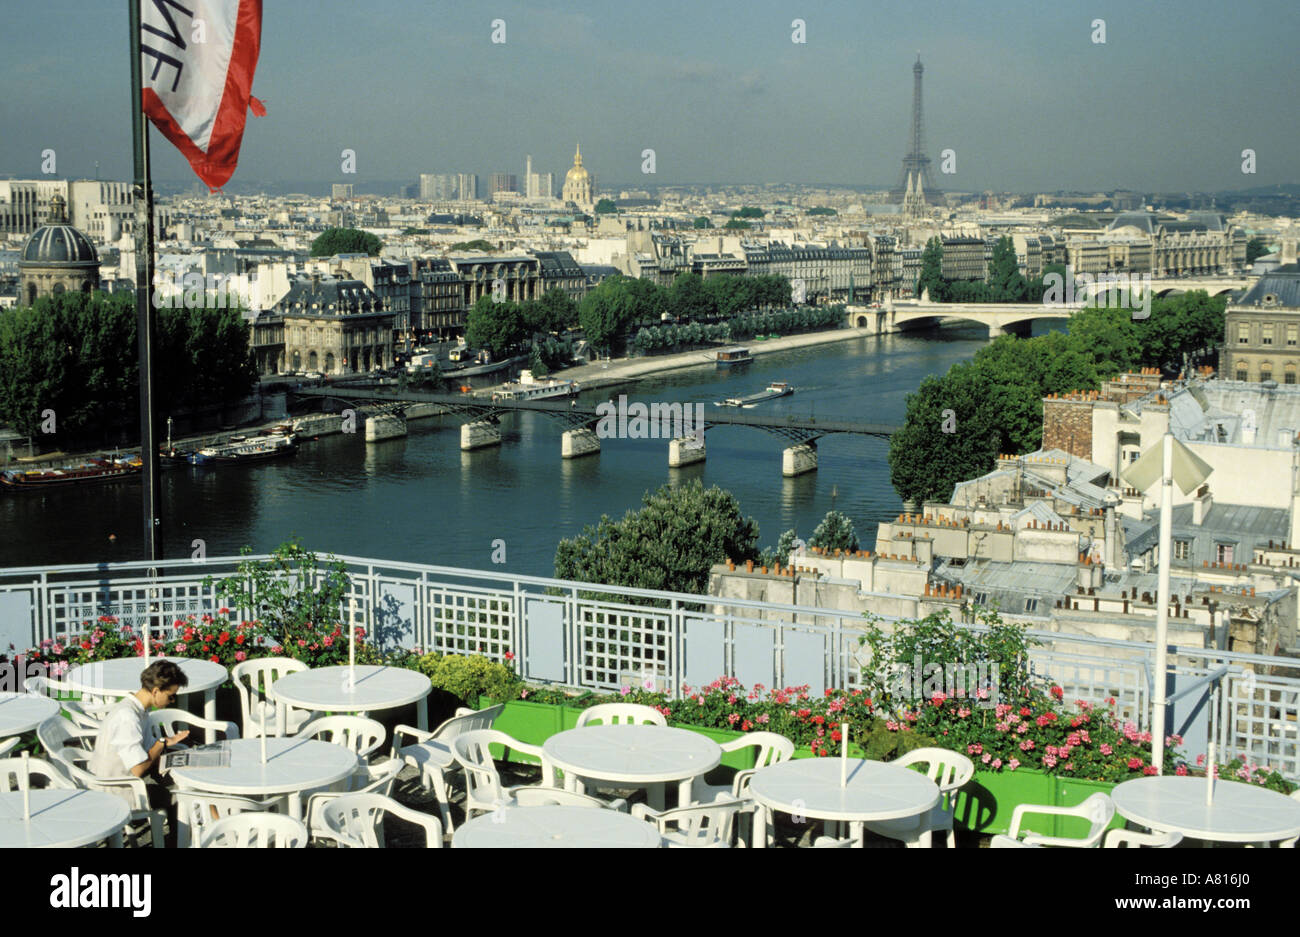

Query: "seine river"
<box><xmin>4</xmin><ymin>323</ymin><xmax>1054</xmax><ymax>576</ymax></box>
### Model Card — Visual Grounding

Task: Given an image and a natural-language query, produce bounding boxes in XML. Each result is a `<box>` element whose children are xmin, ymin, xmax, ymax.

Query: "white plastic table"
<box><xmin>270</xmin><ymin>665</ymin><xmax>433</xmax><ymax>730</ymax></box>
<box><xmin>0</xmin><ymin>789</ymin><xmax>130</xmax><ymax>848</ymax></box>
<box><xmin>1111</xmin><ymin>775</ymin><xmax>1300</xmax><ymax>845</ymax></box>
<box><xmin>748</xmin><ymin>758</ymin><xmax>941</xmax><ymax>848</ymax></box>
<box><xmin>64</xmin><ymin>657</ymin><xmax>228</xmax><ymax>740</ymax></box>
<box><xmin>169</xmin><ymin>737</ymin><xmax>358</xmax><ymax>822</ymax></box>
<box><xmin>452</xmin><ymin>804</ymin><xmax>663</xmax><ymax>848</ymax></box>
<box><xmin>0</xmin><ymin>693</ymin><xmax>61</xmax><ymax>738</ymax></box>
<box><xmin>542</xmin><ymin>725</ymin><xmax>722</xmax><ymax>809</ymax></box>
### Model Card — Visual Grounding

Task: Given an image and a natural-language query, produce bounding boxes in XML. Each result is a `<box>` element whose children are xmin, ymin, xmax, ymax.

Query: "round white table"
<box><xmin>0</xmin><ymin>693</ymin><xmax>61</xmax><ymax>738</ymax></box>
<box><xmin>748</xmin><ymin>758</ymin><xmax>941</xmax><ymax>849</ymax></box>
<box><xmin>0</xmin><ymin>789</ymin><xmax>130</xmax><ymax>848</ymax></box>
<box><xmin>1111</xmin><ymin>775</ymin><xmax>1300</xmax><ymax>845</ymax></box>
<box><xmin>271</xmin><ymin>665</ymin><xmax>433</xmax><ymax>730</ymax></box>
<box><xmin>452</xmin><ymin>804</ymin><xmax>662</xmax><ymax>849</ymax></box>
<box><xmin>64</xmin><ymin>657</ymin><xmax>228</xmax><ymax>740</ymax></box>
<box><xmin>542</xmin><ymin>725</ymin><xmax>722</xmax><ymax>810</ymax></box>
<box><xmin>169</xmin><ymin>737</ymin><xmax>358</xmax><ymax>823</ymax></box>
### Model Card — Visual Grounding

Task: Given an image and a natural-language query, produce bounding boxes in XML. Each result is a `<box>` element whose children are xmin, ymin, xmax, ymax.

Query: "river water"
<box><xmin>4</xmin><ymin>323</ymin><xmax>1051</xmax><ymax>575</ymax></box>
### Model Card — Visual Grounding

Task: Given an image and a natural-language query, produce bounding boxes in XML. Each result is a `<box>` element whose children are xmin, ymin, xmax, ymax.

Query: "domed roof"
<box><xmin>19</xmin><ymin>196</ymin><xmax>99</xmax><ymax>267</ymax></box>
<box><xmin>565</xmin><ymin>143</ymin><xmax>590</xmax><ymax>184</ymax></box>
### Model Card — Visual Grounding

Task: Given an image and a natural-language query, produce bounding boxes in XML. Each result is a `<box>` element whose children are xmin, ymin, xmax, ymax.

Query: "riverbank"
<box><xmin>553</xmin><ymin>324</ymin><xmax>874</xmax><ymax>391</ymax></box>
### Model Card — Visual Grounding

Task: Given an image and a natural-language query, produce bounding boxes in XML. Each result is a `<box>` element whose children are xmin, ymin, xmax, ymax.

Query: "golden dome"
<box><xmin>564</xmin><ymin>143</ymin><xmax>589</xmax><ymax>184</ymax></box>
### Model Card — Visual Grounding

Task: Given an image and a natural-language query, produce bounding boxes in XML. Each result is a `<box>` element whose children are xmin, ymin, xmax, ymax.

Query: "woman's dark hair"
<box><xmin>140</xmin><ymin>659</ymin><xmax>189</xmax><ymax>692</ymax></box>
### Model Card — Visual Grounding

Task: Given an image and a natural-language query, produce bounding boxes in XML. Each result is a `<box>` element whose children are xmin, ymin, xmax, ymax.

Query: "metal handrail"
<box><xmin>1165</xmin><ymin>664</ymin><xmax>1233</xmax><ymax>705</ymax></box>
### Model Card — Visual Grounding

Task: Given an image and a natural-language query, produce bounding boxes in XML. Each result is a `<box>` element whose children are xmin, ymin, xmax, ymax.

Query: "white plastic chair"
<box><xmin>813</xmin><ymin>834</ymin><xmax>860</xmax><ymax>848</ymax></box>
<box><xmin>1</xmin><ymin>756</ymin><xmax>75</xmax><ymax>791</ymax></box>
<box><xmin>147</xmin><ymin>709</ymin><xmax>240</xmax><ymax>745</ymax></box>
<box><xmin>575</xmin><ymin>703</ymin><xmax>667</xmax><ymax>728</ymax></box>
<box><xmin>992</xmin><ymin>792</ymin><xmax>1114</xmax><ymax>848</ymax></box>
<box><xmin>320</xmin><ymin>792</ymin><xmax>443</xmax><ymax>848</ymax></box>
<box><xmin>863</xmin><ymin>748</ymin><xmax>975</xmax><ymax>848</ymax></box>
<box><xmin>632</xmin><ymin>797</ymin><xmax>746</xmax><ymax>848</ymax></box>
<box><xmin>38</xmin><ymin>718</ymin><xmax>165</xmax><ymax>848</ymax></box>
<box><xmin>690</xmin><ymin>731</ymin><xmax>795</xmax><ymax>846</ymax></box>
<box><xmin>25</xmin><ymin>675</ymin><xmax>128</xmax><ymax>718</ymax></box>
<box><xmin>392</xmin><ymin>703</ymin><xmax>504</xmax><ymax>832</ymax></box>
<box><xmin>451</xmin><ymin>729</ymin><xmax>557</xmax><ymax>820</ymax></box>
<box><xmin>199</xmin><ymin>812</ymin><xmax>309</xmax><ymax>848</ymax></box>
<box><xmin>1104</xmin><ymin>827</ymin><xmax>1184</xmax><ymax>848</ymax></box>
<box><xmin>231</xmin><ymin>657</ymin><xmax>314</xmax><ymax>739</ymax></box>
<box><xmin>0</xmin><ymin>738</ymin><xmax>18</xmax><ymax>758</ymax></box>
<box><xmin>304</xmin><ymin>757</ymin><xmax>404</xmax><ymax>844</ymax></box>
<box><xmin>295</xmin><ymin>714</ymin><xmax>386</xmax><ymax>760</ymax></box>
<box><xmin>175</xmin><ymin>791</ymin><xmax>284</xmax><ymax>848</ymax></box>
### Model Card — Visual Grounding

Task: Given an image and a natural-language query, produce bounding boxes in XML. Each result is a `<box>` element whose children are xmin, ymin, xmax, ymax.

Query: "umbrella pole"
<box><xmin>1151</xmin><ymin>433</ymin><xmax>1174</xmax><ymax>775</ymax></box>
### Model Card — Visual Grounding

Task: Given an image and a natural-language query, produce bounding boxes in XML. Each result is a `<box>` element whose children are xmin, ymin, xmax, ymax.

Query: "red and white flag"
<box><xmin>139</xmin><ymin>0</ymin><xmax>264</xmax><ymax>191</ymax></box>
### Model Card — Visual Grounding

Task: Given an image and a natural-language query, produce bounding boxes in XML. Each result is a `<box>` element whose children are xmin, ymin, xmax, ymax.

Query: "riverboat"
<box><xmin>189</xmin><ymin>433</ymin><xmax>298</xmax><ymax>465</ymax></box>
<box><xmin>0</xmin><ymin>456</ymin><xmax>142</xmax><ymax>491</ymax></box>
<box><xmin>714</xmin><ymin>347</ymin><xmax>752</xmax><ymax>368</ymax></box>
<box><xmin>714</xmin><ymin>381</ymin><xmax>795</xmax><ymax>408</ymax></box>
<box><xmin>491</xmin><ymin>370</ymin><xmax>580</xmax><ymax>401</ymax></box>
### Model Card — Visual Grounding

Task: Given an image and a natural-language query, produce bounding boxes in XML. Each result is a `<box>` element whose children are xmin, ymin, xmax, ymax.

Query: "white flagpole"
<box><xmin>1151</xmin><ymin>433</ymin><xmax>1174</xmax><ymax>775</ymax></box>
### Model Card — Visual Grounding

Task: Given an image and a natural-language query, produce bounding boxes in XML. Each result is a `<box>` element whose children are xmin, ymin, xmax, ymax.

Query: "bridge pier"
<box><xmin>365</xmin><ymin>412</ymin><xmax>407</xmax><ymax>442</ymax></box>
<box><xmin>460</xmin><ymin>420</ymin><xmax>501</xmax><ymax>451</ymax></box>
<box><xmin>782</xmin><ymin>442</ymin><xmax>817</xmax><ymax>477</ymax></box>
<box><xmin>986</xmin><ymin>324</ymin><xmax>1005</xmax><ymax>338</ymax></box>
<box><xmin>561</xmin><ymin>427</ymin><xmax>600</xmax><ymax>459</ymax></box>
<box><xmin>668</xmin><ymin>435</ymin><xmax>706</xmax><ymax>468</ymax></box>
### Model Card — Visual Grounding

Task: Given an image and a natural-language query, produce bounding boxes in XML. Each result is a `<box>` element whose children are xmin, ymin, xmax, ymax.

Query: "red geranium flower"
<box><xmin>1050</xmin><ymin>685</ymin><xmax>1064</xmax><ymax>699</ymax></box>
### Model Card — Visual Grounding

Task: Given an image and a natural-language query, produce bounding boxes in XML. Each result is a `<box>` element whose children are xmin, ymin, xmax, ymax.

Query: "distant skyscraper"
<box><xmin>890</xmin><ymin>55</ymin><xmax>942</xmax><ymax>206</ymax></box>
<box><xmin>489</xmin><ymin>173</ymin><xmax>518</xmax><ymax>195</ymax></box>
<box><xmin>332</xmin><ymin>183</ymin><xmax>354</xmax><ymax>200</ymax></box>
<box><xmin>457</xmin><ymin>173</ymin><xmax>478</xmax><ymax>201</ymax></box>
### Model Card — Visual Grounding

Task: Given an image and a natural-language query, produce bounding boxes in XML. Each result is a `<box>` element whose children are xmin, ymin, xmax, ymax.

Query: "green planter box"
<box><xmin>952</xmin><ymin>768</ymin><xmax>1056</xmax><ymax>837</ymax></box>
<box><xmin>951</xmin><ymin>769</ymin><xmax>1123</xmax><ymax>838</ymax></box>
<box><xmin>1053</xmin><ymin>775</ymin><xmax>1123</xmax><ymax>839</ymax></box>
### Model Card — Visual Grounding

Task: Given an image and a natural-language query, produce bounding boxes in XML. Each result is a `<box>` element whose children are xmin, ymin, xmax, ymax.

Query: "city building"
<box><xmin>16</xmin><ymin>195</ymin><xmax>101</xmax><ymax>304</ymax></box>
<box><xmin>1223</xmin><ymin>247</ymin><xmax>1300</xmax><ymax>384</ymax></box>
<box><xmin>270</xmin><ymin>270</ymin><xmax>392</xmax><ymax>375</ymax></box>
<box><xmin>488</xmin><ymin>174</ymin><xmax>518</xmax><ymax>196</ymax></box>
<box><xmin>561</xmin><ymin>144</ymin><xmax>595</xmax><ymax>212</ymax></box>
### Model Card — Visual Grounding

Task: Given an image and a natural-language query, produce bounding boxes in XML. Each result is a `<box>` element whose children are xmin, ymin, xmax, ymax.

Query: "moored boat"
<box><xmin>491</xmin><ymin>370</ymin><xmax>580</xmax><ymax>401</ymax></box>
<box><xmin>0</xmin><ymin>457</ymin><xmax>142</xmax><ymax>491</ymax></box>
<box><xmin>189</xmin><ymin>433</ymin><xmax>298</xmax><ymax>465</ymax></box>
<box><xmin>714</xmin><ymin>347</ymin><xmax>752</xmax><ymax>368</ymax></box>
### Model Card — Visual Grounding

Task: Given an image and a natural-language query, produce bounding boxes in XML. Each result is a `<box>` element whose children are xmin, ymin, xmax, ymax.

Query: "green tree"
<box><xmin>594</xmin><ymin>198</ymin><xmax>617</xmax><ymax>214</ymax></box>
<box><xmin>578</xmin><ymin>277</ymin><xmax>640</xmax><ymax>356</ymax></box>
<box><xmin>465</xmin><ymin>295</ymin><xmax>526</xmax><ymax>357</ymax></box>
<box><xmin>450</xmin><ymin>239</ymin><xmax>496</xmax><ymax>252</ymax></box>
<box><xmin>1245</xmin><ymin>236</ymin><xmax>1270</xmax><ymax>265</ymax></box>
<box><xmin>732</xmin><ymin>207</ymin><xmax>765</xmax><ymax>218</ymax></box>
<box><xmin>1066</xmin><ymin>306</ymin><xmax>1140</xmax><ymax>379</ymax></box>
<box><xmin>693</xmin><ymin>217</ymin><xmax>712</xmax><ymax>229</ymax></box>
<box><xmin>987</xmin><ymin>236</ymin><xmax>1026</xmax><ymax>302</ymax></box>
<box><xmin>668</xmin><ymin>272</ymin><xmax>716</xmax><ymax>320</ymax></box>
<box><xmin>810</xmin><ymin>511</ymin><xmax>860</xmax><ymax>553</ymax></box>
<box><xmin>526</xmin><ymin>287</ymin><xmax>579</xmax><ymax>334</ymax></box>
<box><xmin>918</xmin><ymin>237</ymin><xmax>945</xmax><ymax>301</ymax></box>
<box><xmin>723</xmin><ymin>219</ymin><xmax>751</xmax><ymax>230</ymax></box>
<box><xmin>553</xmin><ymin>480</ymin><xmax>761</xmax><ymax>602</ymax></box>
<box><xmin>807</xmin><ymin>207</ymin><xmax>837</xmax><ymax>216</ymax></box>
<box><xmin>310</xmin><ymin>227</ymin><xmax>381</xmax><ymax>257</ymax></box>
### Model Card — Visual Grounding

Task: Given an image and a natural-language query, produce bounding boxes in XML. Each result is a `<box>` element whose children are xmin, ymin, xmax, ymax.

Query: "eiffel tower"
<box><xmin>889</xmin><ymin>54</ymin><xmax>942</xmax><ymax>206</ymax></box>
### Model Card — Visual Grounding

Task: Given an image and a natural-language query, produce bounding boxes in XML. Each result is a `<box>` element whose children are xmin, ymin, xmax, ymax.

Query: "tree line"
<box><xmin>632</xmin><ymin>305</ymin><xmax>845</xmax><ymax>354</ymax></box>
<box><xmin>918</xmin><ymin>235</ymin><xmax>1066</xmax><ymax>304</ymax></box>
<box><xmin>887</xmin><ymin>291</ymin><xmax>1227</xmax><ymax>505</ymax></box>
<box><xmin>0</xmin><ymin>291</ymin><xmax>257</xmax><ymax>450</ymax></box>
<box><xmin>465</xmin><ymin>272</ymin><xmax>793</xmax><ymax>360</ymax></box>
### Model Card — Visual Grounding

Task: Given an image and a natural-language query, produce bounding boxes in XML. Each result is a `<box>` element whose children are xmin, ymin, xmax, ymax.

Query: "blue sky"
<box><xmin>0</xmin><ymin>0</ymin><xmax>1295</xmax><ymax>191</ymax></box>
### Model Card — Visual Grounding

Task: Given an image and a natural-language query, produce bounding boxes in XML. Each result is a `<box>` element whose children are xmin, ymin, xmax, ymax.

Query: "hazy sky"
<box><xmin>1</xmin><ymin>0</ymin><xmax>1296</xmax><ymax>192</ymax></box>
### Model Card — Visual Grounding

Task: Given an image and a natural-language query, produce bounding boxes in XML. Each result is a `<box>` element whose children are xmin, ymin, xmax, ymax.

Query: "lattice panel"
<box><xmin>1223</xmin><ymin>676</ymin><xmax>1299</xmax><ymax>780</ymax></box>
<box><xmin>577</xmin><ymin>602</ymin><xmax>672</xmax><ymax>692</ymax></box>
<box><xmin>421</xmin><ymin>588</ymin><xmax>514</xmax><ymax>661</ymax></box>
<box><xmin>1029</xmin><ymin>650</ymin><xmax>1148</xmax><ymax>728</ymax></box>
<box><xmin>42</xmin><ymin>581</ymin><xmax>216</xmax><ymax>644</ymax></box>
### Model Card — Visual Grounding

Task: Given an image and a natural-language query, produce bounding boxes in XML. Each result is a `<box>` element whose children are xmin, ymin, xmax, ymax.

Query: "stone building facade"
<box><xmin>17</xmin><ymin>195</ymin><xmax>101</xmax><ymax>304</ymax></box>
<box><xmin>1223</xmin><ymin>254</ymin><xmax>1300</xmax><ymax>384</ymax></box>
<box><xmin>270</xmin><ymin>271</ymin><xmax>393</xmax><ymax>375</ymax></box>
